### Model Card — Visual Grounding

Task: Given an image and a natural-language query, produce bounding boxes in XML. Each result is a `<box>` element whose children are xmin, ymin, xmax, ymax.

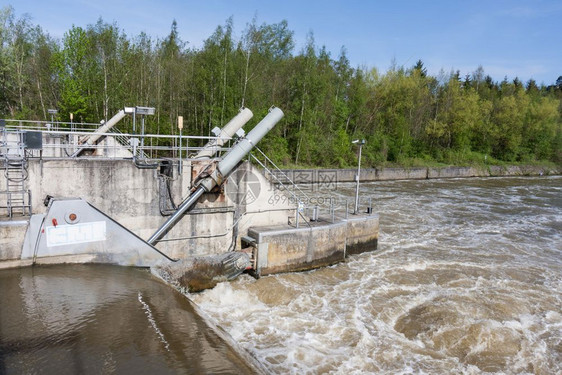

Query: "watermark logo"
<box><xmin>269</xmin><ymin>170</ymin><xmax>338</xmax><ymax>192</ymax></box>
<box><xmin>266</xmin><ymin>170</ymin><xmax>340</xmax><ymax>208</ymax></box>
<box><xmin>225</xmin><ymin>166</ymin><xmax>262</xmax><ymax>205</ymax></box>
<box><xmin>226</xmin><ymin>168</ymin><xmax>341</xmax><ymax>207</ymax></box>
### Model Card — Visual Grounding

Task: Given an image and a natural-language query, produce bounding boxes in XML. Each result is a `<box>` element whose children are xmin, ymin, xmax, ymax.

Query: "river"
<box><xmin>1</xmin><ymin>177</ymin><xmax>560</xmax><ymax>374</ymax></box>
<box><xmin>192</xmin><ymin>176</ymin><xmax>562</xmax><ymax>374</ymax></box>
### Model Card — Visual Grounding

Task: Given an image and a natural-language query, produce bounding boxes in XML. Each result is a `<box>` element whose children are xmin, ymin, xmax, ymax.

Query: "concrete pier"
<box><xmin>249</xmin><ymin>214</ymin><xmax>379</xmax><ymax>276</ymax></box>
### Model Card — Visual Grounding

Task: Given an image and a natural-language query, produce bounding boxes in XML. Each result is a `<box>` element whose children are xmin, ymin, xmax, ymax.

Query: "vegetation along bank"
<box><xmin>1</xmin><ymin>6</ymin><xmax>561</xmax><ymax>169</ymax></box>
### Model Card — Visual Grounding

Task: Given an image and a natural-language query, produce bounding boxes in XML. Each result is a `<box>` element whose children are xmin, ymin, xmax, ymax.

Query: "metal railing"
<box><xmin>0</xmin><ymin>119</ymin><xmax>233</xmax><ymax>161</ymax></box>
<box><xmin>1</xmin><ymin>119</ymin><xmax>376</xmax><ymax>221</ymax></box>
<box><xmin>249</xmin><ymin>147</ymin><xmax>375</xmax><ymax>228</ymax></box>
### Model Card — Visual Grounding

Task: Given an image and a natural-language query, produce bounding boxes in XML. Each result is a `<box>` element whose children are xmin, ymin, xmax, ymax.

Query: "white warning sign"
<box><xmin>46</xmin><ymin>221</ymin><xmax>106</xmax><ymax>247</ymax></box>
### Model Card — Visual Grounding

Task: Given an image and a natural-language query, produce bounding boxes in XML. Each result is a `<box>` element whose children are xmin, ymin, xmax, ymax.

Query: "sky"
<box><xmin>4</xmin><ymin>0</ymin><xmax>562</xmax><ymax>85</ymax></box>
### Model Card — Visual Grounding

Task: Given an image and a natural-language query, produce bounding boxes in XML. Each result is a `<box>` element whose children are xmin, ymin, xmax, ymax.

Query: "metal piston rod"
<box><xmin>147</xmin><ymin>107</ymin><xmax>284</xmax><ymax>246</ymax></box>
<box><xmin>147</xmin><ymin>186</ymin><xmax>205</xmax><ymax>245</ymax></box>
<box><xmin>71</xmin><ymin>110</ymin><xmax>128</xmax><ymax>157</ymax></box>
<box><xmin>193</xmin><ymin>107</ymin><xmax>253</xmax><ymax>159</ymax></box>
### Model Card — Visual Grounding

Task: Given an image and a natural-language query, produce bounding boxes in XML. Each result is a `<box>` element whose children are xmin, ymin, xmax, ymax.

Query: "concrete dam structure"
<box><xmin>0</xmin><ymin>106</ymin><xmax>379</xmax><ymax>288</ymax></box>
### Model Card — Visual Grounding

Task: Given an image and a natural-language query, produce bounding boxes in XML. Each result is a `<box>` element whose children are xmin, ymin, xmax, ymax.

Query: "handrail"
<box><xmin>0</xmin><ymin>124</ymin><xmax>233</xmax><ymax>162</ymax></box>
<box><xmin>252</xmin><ymin>146</ymin><xmax>313</xmax><ymax>203</ymax></box>
<box><xmin>249</xmin><ymin>153</ymin><xmax>304</xmax><ymax>205</ymax></box>
<box><xmin>248</xmin><ymin>152</ymin><xmax>314</xmax><ymax>229</ymax></box>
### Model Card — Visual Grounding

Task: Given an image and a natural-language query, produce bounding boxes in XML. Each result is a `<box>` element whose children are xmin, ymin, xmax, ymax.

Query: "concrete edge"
<box><xmin>0</xmin><ymin>220</ymin><xmax>29</xmax><ymax>226</ymax></box>
<box><xmin>275</xmin><ymin>165</ymin><xmax>561</xmax><ymax>183</ymax></box>
<box><xmin>0</xmin><ymin>259</ymin><xmax>34</xmax><ymax>270</ymax></box>
<box><xmin>343</xmin><ymin>213</ymin><xmax>380</xmax><ymax>223</ymax></box>
<box><xmin>149</xmin><ymin>271</ymin><xmax>269</xmax><ymax>375</ymax></box>
<box><xmin>249</xmin><ymin>220</ymin><xmax>347</xmax><ymax>238</ymax></box>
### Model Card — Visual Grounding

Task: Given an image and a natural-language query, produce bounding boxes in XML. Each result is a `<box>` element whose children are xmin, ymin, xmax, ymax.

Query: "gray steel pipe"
<box><xmin>147</xmin><ymin>106</ymin><xmax>284</xmax><ymax>246</ymax></box>
<box><xmin>86</xmin><ymin>110</ymin><xmax>127</xmax><ymax>146</ymax></box>
<box><xmin>72</xmin><ymin>110</ymin><xmax>127</xmax><ymax>157</ymax></box>
<box><xmin>147</xmin><ymin>186</ymin><xmax>206</xmax><ymax>245</ymax></box>
<box><xmin>194</xmin><ymin>107</ymin><xmax>253</xmax><ymax>159</ymax></box>
<box><xmin>198</xmin><ymin>107</ymin><xmax>284</xmax><ymax>192</ymax></box>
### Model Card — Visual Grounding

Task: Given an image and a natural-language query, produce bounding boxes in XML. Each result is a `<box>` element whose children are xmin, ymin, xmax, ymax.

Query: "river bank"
<box><xmin>277</xmin><ymin>164</ymin><xmax>561</xmax><ymax>184</ymax></box>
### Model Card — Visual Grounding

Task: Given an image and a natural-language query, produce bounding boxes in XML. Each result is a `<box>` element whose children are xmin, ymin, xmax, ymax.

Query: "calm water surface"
<box><xmin>0</xmin><ymin>265</ymin><xmax>255</xmax><ymax>374</ymax></box>
<box><xmin>192</xmin><ymin>177</ymin><xmax>562</xmax><ymax>374</ymax></box>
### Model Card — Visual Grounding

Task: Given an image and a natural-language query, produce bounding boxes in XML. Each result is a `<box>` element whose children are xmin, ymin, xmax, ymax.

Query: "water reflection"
<box><xmin>0</xmin><ymin>265</ymin><xmax>255</xmax><ymax>374</ymax></box>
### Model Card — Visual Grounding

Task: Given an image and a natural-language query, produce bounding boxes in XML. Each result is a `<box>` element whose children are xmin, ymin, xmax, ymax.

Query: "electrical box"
<box><xmin>23</xmin><ymin>131</ymin><xmax>43</xmax><ymax>149</ymax></box>
<box><xmin>159</xmin><ymin>159</ymin><xmax>173</xmax><ymax>177</ymax></box>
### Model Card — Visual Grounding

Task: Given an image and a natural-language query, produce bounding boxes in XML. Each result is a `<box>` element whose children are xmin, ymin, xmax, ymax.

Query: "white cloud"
<box><xmin>500</xmin><ymin>3</ymin><xmax>562</xmax><ymax>18</ymax></box>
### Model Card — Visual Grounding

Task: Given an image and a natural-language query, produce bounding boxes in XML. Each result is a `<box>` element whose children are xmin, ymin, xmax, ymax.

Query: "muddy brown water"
<box><xmin>192</xmin><ymin>177</ymin><xmax>562</xmax><ymax>374</ymax></box>
<box><xmin>1</xmin><ymin>177</ymin><xmax>560</xmax><ymax>374</ymax></box>
<box><xmin>0</xmin><ymin>265</ymin><xmax>255</xmax><ymax>374</ymax></box>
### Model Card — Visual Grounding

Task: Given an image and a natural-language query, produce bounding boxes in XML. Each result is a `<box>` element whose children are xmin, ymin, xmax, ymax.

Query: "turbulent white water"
<box><xmin>192</xmin><ymin>177</ymin><xmax>562</xmax><ymax>374</ymax></box>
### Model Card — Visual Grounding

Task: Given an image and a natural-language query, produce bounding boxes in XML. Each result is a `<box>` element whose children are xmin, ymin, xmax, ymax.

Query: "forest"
<box><xmin>1</xmin><ymin>6</ymin><xmax>561</xmax><ymax>167</ymax></box>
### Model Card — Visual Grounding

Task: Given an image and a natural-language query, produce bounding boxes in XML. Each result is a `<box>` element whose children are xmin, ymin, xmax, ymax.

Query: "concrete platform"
<box><xmin>248</xmin><ymin>213</ymin><xmax>379</xmax><ymax>276</ymax></box>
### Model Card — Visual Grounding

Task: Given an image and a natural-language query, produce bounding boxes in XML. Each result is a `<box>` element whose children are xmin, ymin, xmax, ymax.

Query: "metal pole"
<box><xmin>132</xmin><ymin>109</ymin><xmax>136</xmax><ymax>157</ymax></box>
<box><xmin>354</xmin><ymin>143</ymin><xmax>363</xmax><ymax>214</ymax></box>
<box><xmin>141</xmin><ymin>116</ymin><xmax>145</xmax><ymax>158</ymax></box>
<box><xmin>133</xmin><ymin>110</ymin><xmax>136</xmax><ymax>133</ymax></box>
<box><xmin>194</xmin><ymin>107</ymin><xmax>253</xmax><ymax>159</ymax></box>
<box><xmin>179</xmin><ymin>127</ymin><xmax>183</xmax><ymax>175</ymax></box>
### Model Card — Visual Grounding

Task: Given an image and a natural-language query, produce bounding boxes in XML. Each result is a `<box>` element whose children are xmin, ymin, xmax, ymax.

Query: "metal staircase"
<box><xmin>1</xmin><ymin>130</ymin><xmax>32</xmax><ymax>218</ymax></box>
<box><xmin>110</xmin><ymin>127</ymin><xmax>150</xmax><ymax>159</ymax></box>
<box><xmin>4</xmin><ymin>156</ymin><xmax>31</xmax><ymax>217</ymax></box>
<box><xmin>250</xmin><ymin>146</ymin><xmax>311</xmax><ymax>205</ymax></box>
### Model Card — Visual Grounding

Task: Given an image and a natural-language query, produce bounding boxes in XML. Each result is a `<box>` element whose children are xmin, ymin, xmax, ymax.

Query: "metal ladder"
<box><xmin>1</xmin><ymin>134</ymin><xmax>32</xmax><ymax>218</ymax></box>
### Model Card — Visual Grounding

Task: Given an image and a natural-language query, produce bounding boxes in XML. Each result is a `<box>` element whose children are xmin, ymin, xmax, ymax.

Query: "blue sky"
<box><xmin>5</xmin><ymin>0</ymin><xmax>562</xmax><ymax>85</ymax></box>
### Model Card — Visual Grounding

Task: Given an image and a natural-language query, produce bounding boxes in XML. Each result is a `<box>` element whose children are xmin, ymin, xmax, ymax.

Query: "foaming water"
<box><xmin>192</xmin><ymin>177</ymin><xmax>562</xmax><ymax>374</ymax></box>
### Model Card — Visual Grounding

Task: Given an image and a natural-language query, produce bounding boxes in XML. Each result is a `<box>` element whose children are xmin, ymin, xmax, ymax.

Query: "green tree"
<box><xmin>1</xmin><ymin>7</ymin><xmax>560</xmax><ymax>166</ymax></box>
<box><xmin>489</xmin><ymin>87</ymin><xmax>529</xmax><ymax>160</ymax></box>
<box><xmin>56</xmin><ymin>26</ymin><xmax>92</xmax><ymax>121</ymax></box>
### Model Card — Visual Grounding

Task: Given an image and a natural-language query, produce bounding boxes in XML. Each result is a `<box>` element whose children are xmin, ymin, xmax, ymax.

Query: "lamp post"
<box><xmin>125</xmin><ymin>106</ymin><xmax>155</xmax><ymax>158</ymax></box>
<box><xmin>352</xmin><ymin>139</ymin><xmax>365</xmax><ymax>214</ymax></box>
<box><xmin>48</xmin><ymin>109</ymin><xmax>58</xmax><ymax>130</ymax></box>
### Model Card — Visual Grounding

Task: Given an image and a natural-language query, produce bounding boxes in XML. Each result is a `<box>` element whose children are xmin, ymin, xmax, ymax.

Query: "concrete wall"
<box><xmin>1</xmin><ymin>159</ymin><xmax>293</xmax><ymax>265</ymax></box>
<box><xmin>249</xmin><ymin>214</ymin><xmax>379</xmax><ymax>276</ymax></box>
<box><xmin>279</xmin><ymin>165</ymin><xmax>560</xmax><ymax>184</ymax></box>
<box><xmin>250</xmin><ymin>222</ymin><xmax>347</xmax><ymax>276</ymax></box>
<box><xmin>0</xmin><ymin>221</ymin><xmax>27</xmax><ymax>260</ymax></box>
<box><xmin>345</xmin><ymin>215</ymin><xmax>380</xmax><ymax>255</ymax></box>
